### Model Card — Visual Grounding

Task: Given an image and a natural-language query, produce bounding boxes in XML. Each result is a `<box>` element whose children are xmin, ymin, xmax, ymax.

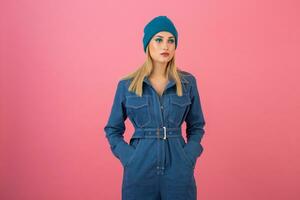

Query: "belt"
<box><xmin>132</xmin><ymin>127</ymin><xmax>182</xmax><ymax>139</ymax></box>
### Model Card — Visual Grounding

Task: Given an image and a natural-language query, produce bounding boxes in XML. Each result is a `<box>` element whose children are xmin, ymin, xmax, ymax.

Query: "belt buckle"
<box><xmin>163</xmin><ymin>126</ymin><xmax>166</xmax><ymax>140</ymax></box>
<box><xmin>156</xmin><ymin>127</ymin><xmax>167</xmax><ymax>140</ymax></box>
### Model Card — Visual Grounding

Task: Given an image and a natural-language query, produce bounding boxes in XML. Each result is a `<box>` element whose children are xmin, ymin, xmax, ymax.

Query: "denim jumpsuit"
<box><xmin>104</xmin><ymin>71</ymin><xmax>206</xmax><ymax>200</ymax></box>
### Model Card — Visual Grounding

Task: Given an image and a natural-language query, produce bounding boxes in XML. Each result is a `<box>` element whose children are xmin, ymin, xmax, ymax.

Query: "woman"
<box><xmin>104</xmin><ymin>15</ymin><xmax>206</xmax><ymax>200</ymax></box>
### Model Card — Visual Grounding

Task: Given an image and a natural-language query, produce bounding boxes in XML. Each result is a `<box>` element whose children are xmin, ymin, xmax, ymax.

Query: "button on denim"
<box><xmin>104</xmin><ymin>72</ymin><xmax>206</xmax><ymax>200</ymax></box>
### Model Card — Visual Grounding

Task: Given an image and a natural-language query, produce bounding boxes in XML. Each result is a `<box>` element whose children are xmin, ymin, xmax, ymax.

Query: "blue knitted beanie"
<box><xmin>143</xmin><ymin>16</ymin><xmax>178</xmax><ymax>53</ymax></box>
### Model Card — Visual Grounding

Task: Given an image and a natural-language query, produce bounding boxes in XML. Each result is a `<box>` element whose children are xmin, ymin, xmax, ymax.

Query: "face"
<box><xmin>148</xmin><ymin>31</ymin><xmax>176</xmax><ymax>65</ymax></box>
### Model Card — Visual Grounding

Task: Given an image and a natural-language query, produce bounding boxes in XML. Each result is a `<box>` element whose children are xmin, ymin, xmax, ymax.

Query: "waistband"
<box><xmin>132</xmin><ymin>127</ymin><xmax>182</xmax><ymax>139</ymax></box>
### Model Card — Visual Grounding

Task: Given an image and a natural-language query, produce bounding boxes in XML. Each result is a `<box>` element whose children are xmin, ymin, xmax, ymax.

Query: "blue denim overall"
<box><xmin>104</xmin><ymin>71</ymin><xmax>206</xmax><ymax>200</ymax></box>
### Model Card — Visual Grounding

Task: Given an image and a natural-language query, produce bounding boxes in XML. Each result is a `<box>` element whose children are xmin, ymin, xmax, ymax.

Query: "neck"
<box><xmin>151</xmin><ymin>62</ymin><xmax>168</xmax><ymax>79</ymax></box>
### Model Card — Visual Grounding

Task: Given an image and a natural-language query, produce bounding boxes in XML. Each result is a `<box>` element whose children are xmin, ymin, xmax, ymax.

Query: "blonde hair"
<box><xmin>121</xmin><ymin>46</ymin><xmax>184</xmax><ymax>97</ymax></box>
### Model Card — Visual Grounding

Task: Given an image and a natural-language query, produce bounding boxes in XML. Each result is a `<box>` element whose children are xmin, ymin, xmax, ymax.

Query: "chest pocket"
<box><xmin>169</xmin><ymin>94</ymin><xmax>192</xmax><ymax>126</ymax></box>
<box><xmin>125</xmin><ymin>96</ymin><xmax>151</xmax><ymax>127</ymax></box>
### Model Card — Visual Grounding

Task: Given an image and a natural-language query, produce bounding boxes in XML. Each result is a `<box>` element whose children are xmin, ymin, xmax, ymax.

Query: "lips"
<box><xmin>161</xmin><ymin>52</ymin><xmax>169</xmax><ymax>56</ymax></box>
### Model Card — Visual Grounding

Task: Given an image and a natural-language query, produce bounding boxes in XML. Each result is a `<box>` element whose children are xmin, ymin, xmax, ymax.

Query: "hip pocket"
<box><xmin>124</xmin><ymin>138</ymin><xmax>142</xmax><ymax>168</ymax></box>
<box><xmin>176</xmin><ymin>137</ymin><xmax>195</xmax><ymax>169</ymax></box>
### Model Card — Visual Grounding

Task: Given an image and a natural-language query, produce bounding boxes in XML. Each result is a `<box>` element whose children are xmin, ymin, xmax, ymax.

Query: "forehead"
<box><xmin>153</xmin><ymin>31</ymin><xmax>174</xmax><ymax>38</ymax></box>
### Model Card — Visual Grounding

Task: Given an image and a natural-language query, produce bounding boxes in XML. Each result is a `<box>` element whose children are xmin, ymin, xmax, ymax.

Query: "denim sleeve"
<box><xmin>184</xmin><ymin>75</ymin><xmax>206</xmax><ymax>162</ymax></box>
<box><xmin>104</xmin><ymin>80</ymin><xmax>134</xmax><ymax>167</ymax></box>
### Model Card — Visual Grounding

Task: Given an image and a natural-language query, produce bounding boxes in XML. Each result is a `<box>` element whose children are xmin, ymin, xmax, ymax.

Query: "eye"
<box><xmin>168</xmin><ymin>39</ymin><xmax>175</xmax><ymax>43</ymax></box>
<box><xmin>155</xmin><ymin>38</ymin><xmax>162</xmax><ymax>43</ymax></box>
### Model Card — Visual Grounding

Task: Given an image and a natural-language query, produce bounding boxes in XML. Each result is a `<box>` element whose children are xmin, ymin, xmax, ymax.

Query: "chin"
<box><xmin>161</xmin><ymin>57</ymin><xmax>172</xmax><ymax>62</ymax></box>
<box><xmin>158</xmin><ymin>60</ymin><xmax>169</xmax><ymax>64</ymax></box>
<box><xmin>152</xmin><ymin>56</ymin><xmax>172</xmax><ymax>64</ymax></box>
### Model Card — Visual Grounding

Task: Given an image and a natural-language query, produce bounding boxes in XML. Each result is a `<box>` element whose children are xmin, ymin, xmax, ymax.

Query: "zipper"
<box><xmin>159</xmin><ymin>93</ymin><xmax>167</xmax><ymax>140</ymax></box>
<box><xmin>154</xmin><ymin>90</ymin><xmax>164</xmax><ymax>127</ymax></box>
<box><xmin>149</xmin><ymin>85</ymin><xmax>166</xmax><ymax>139</ymax></box>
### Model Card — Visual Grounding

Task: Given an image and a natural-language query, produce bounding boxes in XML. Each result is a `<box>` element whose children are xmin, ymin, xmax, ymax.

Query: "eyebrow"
<box><xmin>155</xmin><ymin>35</ymin><xmax>175</xmax><ymax>39</ymax></box>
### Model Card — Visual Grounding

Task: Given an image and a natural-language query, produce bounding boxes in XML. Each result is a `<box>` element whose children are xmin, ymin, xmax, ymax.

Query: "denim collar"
<box><xmin>143</xmin><ymin>75</ymin><xmax>188</xmax><ymax>90</ymax></box>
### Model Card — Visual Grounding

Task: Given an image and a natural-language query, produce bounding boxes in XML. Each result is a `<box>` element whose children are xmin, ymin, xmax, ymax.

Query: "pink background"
<box><xmin>1</xmin><ymin>0</ymin><xmax>300</xmax><ymax>199</ymax></box>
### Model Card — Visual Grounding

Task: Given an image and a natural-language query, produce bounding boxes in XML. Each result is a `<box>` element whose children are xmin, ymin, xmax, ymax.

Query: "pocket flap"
<box><xmin>170</xmin><ymin>94</ymin><xmax>191</xmax><ymax>107</ymax></box>
<box><xmin>125</xmin><ymin>96</ymin><xmax>148</xmax><ymax>109</ymax></box>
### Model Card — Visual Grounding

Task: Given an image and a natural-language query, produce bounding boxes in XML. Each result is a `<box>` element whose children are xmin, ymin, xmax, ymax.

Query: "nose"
<box><xmin>162</xmin><ymin>40</ymin><xmax>169</xmax><ymax>50</ymax></box>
